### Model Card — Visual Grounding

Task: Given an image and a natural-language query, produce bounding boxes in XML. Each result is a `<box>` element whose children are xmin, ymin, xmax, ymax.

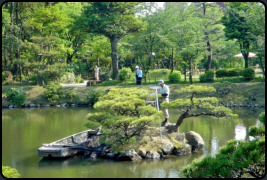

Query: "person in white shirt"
<box><xmin>94</xmin><ymin>65</ymin><xmax>99</xmax><ymax>83</ymax></box>
<box><xmin>137</xmin><ymin>66</ymin><xmax>143</xmax><ymax>85</ymax></box>
<box><xmin>135</xmin><ymin>65</ymin><xmax>139</xmax><ymax>84</ymax></box>
<box><xmin>158</xmin><ymin>79</ymin><xmax>170</xmax><ymax>126</ymax></box>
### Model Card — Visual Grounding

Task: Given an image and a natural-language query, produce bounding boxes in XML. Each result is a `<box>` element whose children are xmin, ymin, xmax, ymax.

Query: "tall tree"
<box><xmin>220</xmin><ymin>2</ymin><xmax>255</xmax><ymax>68</ymax></box>
<box><xmin>193</xmin><ymin>2</ymin><xmax>225</xmax><ymax>70</ymax></box>
<box><xmin>74</xmin><ymin>2</ymin><xmax>143</xmax><ymax>80</ymax></box>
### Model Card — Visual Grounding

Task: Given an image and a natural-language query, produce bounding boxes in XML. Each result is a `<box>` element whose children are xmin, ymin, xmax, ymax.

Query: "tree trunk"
<box><xmin>241</xmin><ymin>51</ymin><xmax>249</xmax><ymax>68</ymax></box>
<box><xmin>175</xmin><ymin>111</ymin><xmax>188</xmax><ymax>132</ymax></box>
<box><xmin>184</xmin><ymin>64</ymin><xmax>186</xmax><ymax>81</ymax></box>
<box><xmin>258</xmin><ymin>55</ymin><xmax>265</xmax><ymax>76</ymax></box>
<box><xmin>67</xmin><ymin>53</ymin><xmax>73</xmax><ymax>64</ymax></box>
<box><xmin>206</xmin><ymin>41</ymin><xmax>212</xmax><ymax>70</ymax></box>
<box><xmin>189</xmin><ymin>58</ymin><xmax>193</xmax><ymax>84</ymax></box>
<box><xmin>171</xmin><ymin>47</ymin><xmax>174</xmax><ymax>73</ymax></box>
<box><xmin>110</xmin><ymin>36</ymin><xmax>119</xmax><ymax>80</ymax></box>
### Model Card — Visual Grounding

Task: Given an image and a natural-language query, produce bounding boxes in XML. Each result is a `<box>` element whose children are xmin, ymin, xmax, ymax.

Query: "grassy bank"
<box><xmin>2</xmin><ymin>81</ymin><xmax>265</xmax><ymax>107</ymax></box>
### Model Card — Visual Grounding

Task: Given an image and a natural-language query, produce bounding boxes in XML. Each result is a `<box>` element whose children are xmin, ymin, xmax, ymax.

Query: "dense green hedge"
<box><xmin>242</xmin><ymin>68</ymin><xmax>255</xmax><ymax>80</ymax></box>
<box><xmin>216</xmin><ymin>68</ymin><xmax>243</xmax><ymax>77</ymax></box>
<box><xmin>168</xmin><ymin>72</ymin><xmax>181</xmax><ymax>82</ymax></box>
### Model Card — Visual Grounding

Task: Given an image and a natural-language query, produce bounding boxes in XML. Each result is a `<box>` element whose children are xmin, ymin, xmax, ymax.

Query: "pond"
<box><xmin>2</xmin><ymin>107</ymin><xmax>264</xmax><ymax>178</ymax></box>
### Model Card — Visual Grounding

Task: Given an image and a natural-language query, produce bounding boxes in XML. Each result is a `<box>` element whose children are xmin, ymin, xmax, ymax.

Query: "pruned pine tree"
<box><xmin>182</xmin><ymin>112</ymin><xmax>265</xmax><ymax>178</ymax></box>
<box><xmin>161</xmin><ymin>85</ymin><xmax>238</xmax><ymax>133</ymax></box>
<box><xmin>84</xmin><ymin>88</ymin><xmax>162</xmax><ymax>149</ymax></box>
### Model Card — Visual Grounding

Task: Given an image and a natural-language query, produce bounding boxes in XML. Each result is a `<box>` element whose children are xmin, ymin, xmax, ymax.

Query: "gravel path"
<box><xmin>60</xmin><ymin>79</ymin><xmax>89</xmax><ymax>87</ymax></box>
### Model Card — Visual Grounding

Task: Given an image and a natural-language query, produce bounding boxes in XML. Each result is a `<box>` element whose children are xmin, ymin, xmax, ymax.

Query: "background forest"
<box><xmin>2</xmin><ymin>2</ymin><xmax>265</xmax><ymax>85</ymax></box>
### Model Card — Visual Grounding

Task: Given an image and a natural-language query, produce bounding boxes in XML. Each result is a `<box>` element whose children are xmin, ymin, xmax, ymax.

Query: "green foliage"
<box><xmin>41</xmin><ymin>63</ymin><xmax>67</xmax><ymax>84</ymax></box>
<box><xmin>242</xmin><ymin>86</ymin><xmax>264</xmax><ymax>104</ymax></box>
<box><xmin>168</xmin><ymin>72</ymin><xmax>181</xmax><ymax>82</ymax></box>
<box><xmin>66</xmin><ymin>90</ymin><xmax>76</xmax><ymax>100</ymax></box>
<box><xmin>85</xmin><ymin>88</ymin><xmax>162</xmax><ymax>148</ymax></box>
<box><xmin>86</xmin><ymin>90</ymin><xmax>103</xmax><ymax>105</ymax></box>
<box><xmin>242</xmin><ymin>67</ymin><xmax>255</xmax><ymax>80</ymax></box>
<box><xmin>2</xmin><ymin>71</ymin><xmax>6</xmax><ymax>82</ymax></box>
<box><xmin>30</xmin><ymin>75</ymin><xmax>38</xmax><ymax>84</ymax></box>
<box><xmin>216</xmin><ymin>68</ymin><xmax>227</xmax><ymax>77</ymax></box>
<box><xmin>43</xmin><ymin>82</ymin><xmax>64</xmax><ymax>104</ymax></box>
<box><xmin>110</xmin><ymin>70</ymin><xmax>113</xmax><ymax>80</ymax></box>
<box><xmin>199</xmin><ymin>73</ymin><xmax>207</xmax><ymax>82</ymax></box>
<box><xmin>60</xmin><ymin>72</ymin><xmax>76</xmax><ymax>84</ymax></box>
<box><xmin>76</xmin><ymin>74</ymin><xmax>82</xmax><ymax>83</ymax></box>
<box><xmin>118</xmin><ymin>68</ymin><xmax>132</xmax><ymax>82</ymax></box>
<box><xmin>6</xmin><ymin>87</ymin><xmax>26</xmax><ymax>105</ymax></box>
<box><xmin>212</xmin><ymin>82</ymin><xmax>237</xmax><ymax>98</ymax></box>
<box><xmin>183</xmin><ymin>112</ymin><xmax>265</xmax><ymax>178</ymax></box>
<box><xmin>205</xmin><ymin>70</ymin><xmax>215</xmax><ymax>81</ymax></box>
<box><xmin>2</xmin><ymin>166</ymin><xmax>20</xmax><ymax>178</ymax></box>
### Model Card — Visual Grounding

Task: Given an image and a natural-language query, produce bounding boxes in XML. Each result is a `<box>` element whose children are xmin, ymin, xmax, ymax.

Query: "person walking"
<box><xmin>135</xmin><ymin>65</ymin><xmax>139</xmax><ymax>84</ymax></box>
<box><xmin>158</xmin><ymin>79</ymin><xmax>170</xmax><ymax>126</ymax></box>
<box><xmin>137</xmin><ymin>66</ymin><xmax>143</xmax><ymax>85</ymax></box>
<box><xmin>94</xmin><ymin>65</ymin><xmax>99</xmax><ymax>83</ymax></box>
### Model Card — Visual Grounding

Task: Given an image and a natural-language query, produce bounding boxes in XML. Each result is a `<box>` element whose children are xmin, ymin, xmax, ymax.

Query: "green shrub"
<box><xmin>5</xmin><ymin>78</ymin><xmax>13</xmax><ymax>85</ymax></box>
<box><xmin>205</xmin><ymin>70</ymin><xmax>214</xmax><ymax>81</ymax></box>
<box><xmin>87</xmin><ymin>90</ymin><xmax>102</xmax><ymax>105</ymax></box>
<box><xmin>6</xmin><ymin>87</ymin><xmax>26</xmax><ymax>105</ymax></box>
<box><xmin>118</xmin><ymin>68</ymin><xmax>132</xmax><ymax>82</ymax></box>
<box><xmin>2</xmin><ymin>166</ymin><xmax>20</xmax><ymax>178</ymax></box>
<box><xmin>66</xmin><ymin>90</ymin><xmax>76</xmax><ymax>99</ymax></box>
<box><xmin>76</xmin><ymin>74</ymin><xmax>82</xmax><ymax>83</ymax></box>
<box><xmin>2</xmin><ymin>71</ymin><xmax>6</xmax><ymax>82</ymax></box>
<box><xmin>228</xmin><ymin>68</ymin><xmax>243</xmax><ymax>77</ymax></box>
<box><xmin>242</xmin><ymin>68</ymin><xmax>255</xmax><ymax>80</ymax></box>
<box><xmin>43</xmin><ymin>82</ymin><xmax>64</xmax><ymax>104</ymax></box>
<box><xmin>168</xmin><ymin>72</ymin><xmax>181</xmax><ymax>82</ymax></box>
<box><xmin>30</xmin><ymin>75</ymin><xmax>38</xmax><ymax>84</ymax></box>
<box><xmin>216</xmin><ymin>68</ymin><xmax>227</xmax><ymax>77</ymax></box>
<box><xmin>80</xmin><ymin>79</ymin><xmax>84</xmax><ymax>83</ymax></box>
<box><xmin>199</xmin><ymin>73</ymin><xmax>207</xmax><ymax>82</ymax></box>
<box><xmin>60</xmin><ymin>72</ymin><xmax>76</xmax><ymax>84</ymax></box>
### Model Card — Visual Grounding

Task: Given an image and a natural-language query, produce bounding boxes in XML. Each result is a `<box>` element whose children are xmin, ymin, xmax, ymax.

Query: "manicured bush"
<box><xmin>2</xmin><ymin>166</ymin><xmax>20</xmax><ymax>178</ymax></box>
<box><xmin>168</xmin><ymin>72</ymin><xmax>181</xmax><ymax>82</ymax></box>
<box><xmin>216</xmin><ymin>68</ymin><xmax>227</xmax><ymax>77</ymax></box>
<box><xmin>199</xmin><ymin>73</ymin><xmax>207</xmax><ymax>82</ymax></box>
<box><xmin>60</xmin><ymin>72</ymin><xmax>76</xmax><ymax>84</ymax></box>
<box><xmin>6</xmin><ymin>87</ymin><xmax>26</xmax><ymax>105</ymax></box>
<box><xmin>228</xmin><ymin>68</ymin><xmax>243</xmax><ymax>77</ymax></box>
<box><xmin>118</xmin><ymin>67</ymin><xmax>132</xmax><ymax>82</ymax></box>
<box><xmin>242</xmin><ymin>68</ymin><xmax>255</xmax><ymax>80</ymax></box>
<box><xmin>43</xmin><ymin>82</ymin><xmax>64</xmax><ymax>104</ymax></box>
<box><xmin>205</xmin><ymin>70</ymin><xmax>215</xmax><ymax>81</ymax></box>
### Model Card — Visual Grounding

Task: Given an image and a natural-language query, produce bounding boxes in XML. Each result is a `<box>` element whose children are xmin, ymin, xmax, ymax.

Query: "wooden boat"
<box><xmin>38</xmin><ymin>126</ymin><xmax>101</xmax><ymax>158</ymax></box>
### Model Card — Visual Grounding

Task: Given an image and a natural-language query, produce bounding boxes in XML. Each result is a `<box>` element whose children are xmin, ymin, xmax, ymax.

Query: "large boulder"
<box><xmin>172</xmin><ymin>143</ymin><xmax>192</xmax><ymax>156</ymax></box>
<box><xmin>161</xmin><ymin>143</ymin><xmax>174</xmax><ymax>155</ymax></box>
<box><xmin>185</xmin><ymin>131</ymin><xmax>204</xmax><ymax>151</ymax></box>
<box><xmin>145</xmin><ymin>151</ymin><xmax>161</xmax><ymax>159</ymax></box>
<box><xmin>117</xmin><ymin>149</ymin><xmax>142</xmax><ymax>161</ymax></box>
<box><xmin>164</xmin><ymin>123</ymin><xmax>177</xmax><ymax>133</ymax></box>
<box><xmin>106</xmin><ymin>152</ymin><xmax>119</xmax><ymax>159</ymax></box>
<box><xmin>138</xmin><ymin>148</ymin><xmax>146</xmax><ymax>158</ymax></box>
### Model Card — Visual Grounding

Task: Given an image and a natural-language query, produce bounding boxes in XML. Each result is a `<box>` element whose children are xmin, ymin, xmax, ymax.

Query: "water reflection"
<box><xmin>234</xmin><ymin>125</ymin><xmax>247</xmax><ymax>141</ymax></box>
<box><xmin>2</xmin><ymin>107</ymin><xmax>264</xmax><ymax>178</ymax></box>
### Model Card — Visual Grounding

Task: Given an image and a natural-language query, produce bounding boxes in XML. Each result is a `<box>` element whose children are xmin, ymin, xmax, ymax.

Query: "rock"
<box><xmin>145</xmin><ymin>151</ymin><xmax>161</xmax><ymax>159</ymax></box>
<box><xmin>138</xmin><ymin>148</ymin><xmax>146</xmax><ymax>158</ymax></box>
<box><xmin>41</xmin><ymin>104</ymin><xmax>50</xmax><ymax>107</ymax></box>
<box><xmin>90</xmin><ymin>152</ymin><xmax>97</xmax><ymax>159</ymax></box>
<box><xmin>24</xmin><ymin>104</ymin><xmax>29</xmax><ymax>107</ymax></box>
<box><xmin>161</xmin><ymin>143</ymin><xmax>174</xmax><ymax>155</ymax></box>
<box><xmin>60</xmin><ymin>103</ymin><xmax>67</xmax><ymax>107</ymax></box>
<box><xmin>8</xmin><ymin>105</ymin><xmax>14</xmax><ymax>108</ymax></box>
<box><xmin>55</xmin><ymin>105</ymin><xmax>60</xmax><ymax>107</ymax></box>
<box><xmin>13</xmin><ymin>105</ymin><xmax>18</xmax><ymax>108</ymax></box>
<box><xmin>36</xmin><ymin>104</ymin><xmax>40</xmax><ymax>107</ymax></box>
<box><xmin>71</xmin><ymin>104</ymin><xmax>76</xmax><ymax>106</ymax></box>
<box><xmin>29</xmin><ymin>104</ymin><xmax>36</xmax><ymax>107</ymax></box>
<box><xmin>176</xmin><ymin>133</ymin><xmax>185</xmax><ymax>143</ymax></box>
<box><xmin>157</xmin><ymin>150</ymin><xmax>164</xmax><ymax>158</ymax></box>
<box><xmin>172</xmin><ymin>144</ymin><xmax>192</xmax><ymax>156</ymax></box>
<box><xmin>185</xmin><ymin>131</ymin><xmax>204</xmax><ymax>151</ymax></box>
<box><xmin>106</xmin><ymin>152</ymin><xmax>119</xmax><ymax>159</ymax></box>
<box><xmin>117</xmin><ymin>149</ymin><xmax>142</xmax><ymax>161</ymax></box>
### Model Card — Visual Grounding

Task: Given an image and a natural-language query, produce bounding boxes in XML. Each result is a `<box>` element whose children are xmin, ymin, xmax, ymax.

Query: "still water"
<box><xmin>2</xmin><ymin>107</ymin><xmax>264</xmax><ymax>178</ymax></box>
